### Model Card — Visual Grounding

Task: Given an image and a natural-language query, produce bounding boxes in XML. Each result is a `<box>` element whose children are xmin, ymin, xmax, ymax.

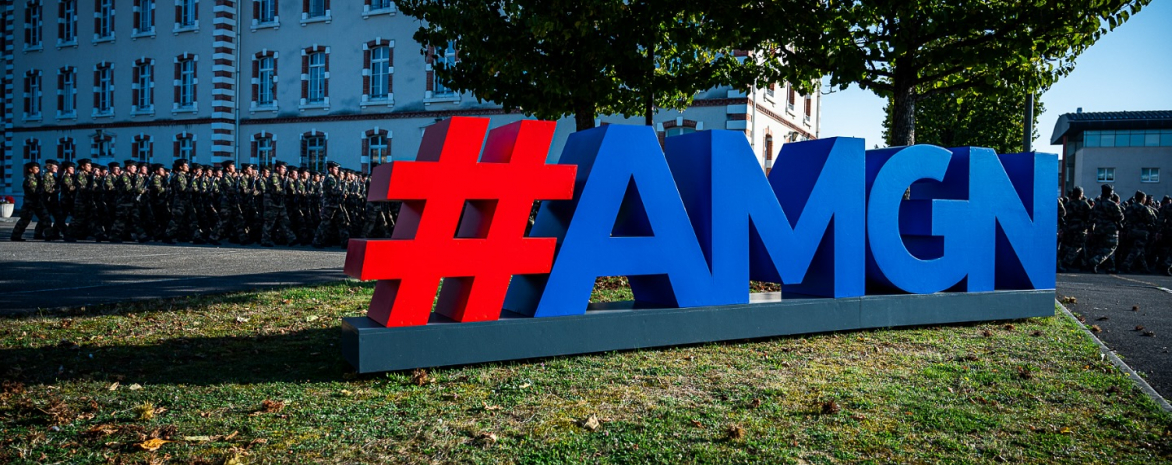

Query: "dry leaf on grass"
<box><xmin>107</xmin><ymin>382</ymin><xmax>119</xmax><ymax>391</ymax></box>
<box><xmin>475</xmin><ymin>432</ymin><xmax>498</xmax><ymax>445</ymax></box>
<box><xmin>580</xmin><ymin>415</ymin><xmax>601</xmax><ymax>432</ymax></box>
<box><xmin>411</xmin><ymin>368</ymin><xmax>431</xmax><ymax>386</ymax></box>
<box><xmin>725</xmin><ymin>424</ymin><xmax>746</xmax><ymax>440</ymax></box>
<box><xmin>136</xmin><ymin>438</ymin><xmax>169</xmax><ymax>452</ymax></box>
<box><xmin>251</xmin><ymin>400</ymin><xmax>285</xmax><ymax>416</ymax></box>
<box><xmin>821</xmin><ymin>400</ymin><xmax>841</xmax><ymax>415</ymax></box>
<box><xmin>82</xmin><ymin>423</ymin><xmax>120</xmax><ymax>438</ymax></box>
<box><xmin>128</xmin><ymin>383</ymin><xmax>143</xmax><ymax>391</ymax></box>
<box><xmin>482</xmin><ymin>403</ymin><xmax>502</xmax><ymax>411</ymax></box>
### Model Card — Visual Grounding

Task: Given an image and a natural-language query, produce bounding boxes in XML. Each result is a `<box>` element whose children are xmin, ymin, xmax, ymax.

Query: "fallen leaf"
<box><xmin>136</xmin><ymin>438</ymin><xmax>169</xmax><ymax>452</ymax></box>
<box><xmin>128</xmin><ymin>383</ymin><xmax>143</xmax><ymax>391</ymax></box>
<box><xmin>1003</xmin><ymin>324</ymin><xmax>1015</xmax><ymax>331</ymax></box>
<box><xmin>1132</xmin><ymin>305</ymin><xmax>1140</xmax><ymax>311</ymax></box>
<box><xmin>581</xmin><ymin>415</ymin><xmax>601</xmax><ymax>432</ymax></box>
<box><xmin>518</xmin><ymin>382</ymin><xmax>532</xmax><ymax>389</ymax></box>
<box><xmin>850</xmin><ymin>414</ymin><xmax>867</xmax><ymax>421</ymax></box>
<box><xmin>482</xmin><ymin>402</ymin><xmax>502</xmax><ymax>411</ymax></box>
<box><xmin>1030</xmin><ymin>330</ymin><xmax>1043</xmax><ymax>337</ymax></box>
<box><xmin>981</xmin><ymin>330</ymin><xmax>993</xmax><ymax>338</ymax></box>
<box><xmin>82</xmin><ymin>423</ymin><xmax>119</xmax><ymax>438</ymax></box>
<box><xmin>107</xmin><ymin>382</ymin><xmax>120</xmax><ymax>391</ymax></box>
<box><xmin>411</xmin><ymin>369</ymin><xmax>430</xmax><ymax>386</ymax></box>
<box><xmin>183</xmin><ymin>436</ymin><xmax>215</xmax><ymax>443</ymax></box>
<box><xmin>690</xmin><ymin>420</ymin><xmax>703</xmax><ymax>427</ymax></box>
<box><xmin>725</xmin><ymin>424</ymin><xmax>746</xmax><ymax>440</ymax></box>
<box><xmin>135</xmin><ymin>402</ymin><xmax>156</xmax><ymax>421</ymax></box>
<box><xmin>255</xmin><ymin>400</ymin><xmax>285</xmax><ymax>415</ymax></box>
<box><xmin>1090</xmin><ymin>325</ymin><xmax>1102</xmax><ymax>333</ymax></box>
<box><xmin>305</xmin><ymin>315</ymin><xmax>319</xmax><ymax>323</ymax></box>
<box><xmin>748</xmin><ymin>398</ymin><xmax>761</xmax><ymax>409</ymax></box>
<box><xmin>235</xmin><ymin>316</ymin><xmax>250</xmax><ymax>323</ymax></box>
<box><xmin>476</xmin><ymin>432</ymin><xmax>498</xmax><ymax>445</ymax></box>
<box><xmin>821</xmin><ymin>400</ymin><xmax>840</xmax><ymax>414</ymax></box>
<box><xmin>1059</xmin><ymin>427</ymin><xmax>1072</xmax><ymax>435</ymax></box>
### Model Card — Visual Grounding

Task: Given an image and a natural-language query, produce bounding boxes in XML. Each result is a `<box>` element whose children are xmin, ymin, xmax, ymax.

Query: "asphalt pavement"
<box><xmin>1</xmin><ymin>219</ymin><xmax>347</xmax><ymax>313</ymax></box>
<box><xmin>1056</xmin><ymin>271</ymin><xmax>1172</xmax><ymax>399</ymax></box>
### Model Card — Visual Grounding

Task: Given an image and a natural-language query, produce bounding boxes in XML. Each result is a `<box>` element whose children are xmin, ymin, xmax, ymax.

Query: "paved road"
<box><xmin>1</xmin><ymin>220</ymin><xmax>347</xmax><ymax>313</ymax></box>
<box><xmin>1057</xmin><ymin>272</ymin><xmax>1172</xmax><ymax>399</ymax></box>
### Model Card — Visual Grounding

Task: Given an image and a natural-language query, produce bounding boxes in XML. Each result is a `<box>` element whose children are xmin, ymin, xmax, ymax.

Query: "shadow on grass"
<box><xmin>0</xmin><ymin>259</ymin><xmax>348</xmax><ymax>319</ymax></box>
<box><xmin>0</xmin><ymin>327</ymin><xmax>358</xmax><ymax>386</ymax></box>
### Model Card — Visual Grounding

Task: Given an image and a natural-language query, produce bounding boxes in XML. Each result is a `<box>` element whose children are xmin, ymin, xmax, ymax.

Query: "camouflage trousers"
<box><xmin>313</xmin><ymin>204</ymin><xmax>350</xmax><ymax>247</ymax></box>
<box><xmin>1086</xmin><ymin>232</ymin><xmax>1119</xmax><ymax>272</ymax></box>
<box><xmin>261</xmin><ymin>199</ymin><xmax>298</xmax><ymax>246</ymax></box>
<box><xmin>215</xmin><ymin>199</ymin><xmax>248</xmax><ymax>243</ymax></box>
<box><xmin>33</xmin><ymin>198</ymin><xmax>60</xmax><ymax>239</ymax></box>
<box><xmin>69</xmin><ymin>196</ymin><xmax>103</xmax><ymax>240</ymax></box>
<box><xmin>10</xmin><ymin>200</ymin><xmax>51</xmax><ymax>240</ymax></box>
<box><xmin>1121</xmin><ymin>230</ymin><xmax>1151</xmax><ymax>272</ymax></box>
<box><xmin>1058</xmin><ymin>231</ymin><xmax>1087</xmax><ymax>270</ymax></box>
<box><xmin>362</xmin><ymin>202</ymin><xmax>392</xmax><ymax>239</ymax></box>
<box><xmin>166</xmin><ymin>198</ymin><xmax>204</xmax><ymax>241</ymax></box>
<box><xmin>110</xmin><ymin>200</ymin><xmax>147</xmax><ymax>240</ymax></box>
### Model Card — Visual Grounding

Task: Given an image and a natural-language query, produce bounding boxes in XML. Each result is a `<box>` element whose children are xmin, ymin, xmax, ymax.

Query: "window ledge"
<box><xmin>93</xmin><ymin>35</ymin><xmax>115</xmax><ymax>44</ymax></box>
<box><xmin>131</xmin><ymin>108</ymin><xmax>155</xmax><ymax>117</ymax></box>
<box><xmin>250</xmin><ymin>103</ymin><xmax>279</xmax><ymax>113</ymax></box>
<box><xmin>300</xmin><ymin>13</ymin><xmax>332</xmax><ymax>26</ymax></box>
<box><xmin>93</xmin><ymin>110</ymin><xmax>115</xmax><ymax>119</ymax></box>
<box><xmin>131</xmin><ymin>30</ymin><xmax>156</xmax><ymax>39</ymax></box>
<box><xmin>172</xmin><ymin>105</ymin><xmax>198</xmax><ymax>114</ymax></box>
<box><xmin>23</xmin><ymin>114</ymin><xmax>43</xmax><ymax>122</ymax></box>
<box><xmin>173</xmin><ymin>24</ymin><xmax>200</xmax><ymax>35</ymax></box>
<box><xmin>56</xmin><ymin>40</ymin><xmax>79</xmax><ymax>49</ymax></box>
<box><xmin>23</xmin><ymin>44</ymin><xmax>44</xmax><ymax>53</ymax></box>
<box><xmin>362</xmin><ymin>7</ymin><xmax>396</xmax><ymax>18</ymax></box>
<box><xmin>56</xmin><ymin>112</ymin><xmax>78</xmax><ymax>120</ymax></box>
<box><xmin>424</xmin><ymin>94</ymin><xmax>459</xmax><ymax>105</ymax></box>
<box><xmin>299</xmin><ymin>102</ymin><xmax>329</xmax><ymax>111</ymax></box>
<box><xmin>251</xmin><ymin>19</ymin><xmax>280</xmax><ymax>31</ymax></box>
<box><xmin>360</xmin><ymin>94</ymin><xmax>394</xmax><ymax>108</ymax></box>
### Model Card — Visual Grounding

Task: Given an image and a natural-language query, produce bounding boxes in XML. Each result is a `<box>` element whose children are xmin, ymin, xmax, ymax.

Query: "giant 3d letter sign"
<box><xmin>341</xmin><ymin>117</ymin><xmax>1056</xmax><ymax>373</ymax></box>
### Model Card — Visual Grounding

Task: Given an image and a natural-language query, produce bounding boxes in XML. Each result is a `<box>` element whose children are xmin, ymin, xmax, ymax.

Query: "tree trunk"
<box><xmin>890</xmin><ymin>83</ymin><xmax>916</xmax><ymax>146</ymax></box>
<box><xmin>574</xmin><ymin>104</ymin><xmax>595</xmax><ymax>132</ymax></box>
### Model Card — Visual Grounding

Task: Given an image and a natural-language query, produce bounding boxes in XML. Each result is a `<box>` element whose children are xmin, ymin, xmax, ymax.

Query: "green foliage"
<box><xmin>722</xmin><ymin>0</ymin><xmax>1151</xmax><ymax>145</ymax></box>
<box><xmin>882</xmin><ymin>89</ymin><xmax>1046</xmax><ymax>154</ymax></box>
<box><xmin>395</xmin><ymin>0</ymin><xmax>736</xmax><ymax>130</ymax></box>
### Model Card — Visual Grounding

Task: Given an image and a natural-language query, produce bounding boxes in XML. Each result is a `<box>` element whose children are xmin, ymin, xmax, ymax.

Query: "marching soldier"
<box><xmin>58</xmin><ymin>161</ymin><xmax>77</xmax><ymax>238</ymax></box>
<box><xmin>1121</xmin><ymin>191</ymin><xmax>1158</xmax><ymax>273</ymax></box>
<box><xmin>36</xmin><ymin>160</ymin><xmax>61</xmax><ymax>240</ymax></box>
<box><xmin>1087</xmin><ymin>185</ymin><xmax>1125</xmax><ymax>274</ymax></box>
<box><xmin>313</xmin><ymin>161</ymin><xmax>349</xmax><ymax>249</ymax></box>
<box><xmin>9</xmin><ymin>162</ymin><xmax>50</xmax><ymax>242</ymax></box>
<box><xmin>261</xmin><ymin>161</ymin><xmax>299</xmax><ymax>247</ymax></box>
<box><xmin>163</xmin><ymin>159</ymin><xmax>208</xmax><ymax>244</ymax></box>
<box><xmin>1058</xmin><ymin>187</ymin><xmax>1092</xmax><ymax>272</ymax></box>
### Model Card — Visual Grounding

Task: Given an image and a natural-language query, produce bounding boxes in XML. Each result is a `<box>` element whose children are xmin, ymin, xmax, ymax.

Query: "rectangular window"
<box><xmin>787</xmin><ymin>85</ymin><xmax>795</xmax><ymax>110</ymax></box>
<box><xmin>178</xmin><ymin>137</ymin><xmax>194</xmax><ymax>161</ymax></box>
<box><xmin>307</xmin><ymin>0</ymin><xmax>325</xmax><ymax>17</ymax></box>
<box><xmin>135</xmin><ymin>140</ymin><xmax>151</xmax><ymax>162</ymax></box>
<box><xmin>1115</xmin><ymin>131</ymin><xmax>1130</xmax><ymax>148</ymax></box>
<box><xmin>308</xmin><ymin>52</ymin><xmax>326</xmax><ymax>103</ymax></box>
<box><xmin>94</xmin><ymin>137</ymin><xmax>112</xmax><ymax>159</ymax></box>
<box><xmin>60</xmin><ymin>0</ymin><xmax>77</xmax><ymax>44</ymax></box>
<box><xmin>179</xmin><ymin>58</ymin><xmax>195</xmax><ymax>107</ymax></box>
<box><xmin>804</xmin><ymin>96</ymin><xmax>812</xmax><ymax>119</ymax></box>
<box><xmin>178</xmin><ymin>0</ymin><xmax>196</xmax><ymax>27</ymax></box>
<box><xmin>96</xmin><ymin>65</ymin><xmax>113</xmax><ymax>114</ymax></box>
<box><xmin>60</xmin><ymin>140</ymin><xmax>75</xmax><ymax>162</ymax></box>
<box><xmin>370</xmin><ymin>46</ymin><xmax>390</xmax><ymax>99</ymax></box>
<box><xmin>1083</xmin><ymin>131</ymin><xmax>1100</xmax><ymax>147</ymax></box>
<box><xmin>1097</xmin><ymin>167</ymin><xmax>1115</xmax><ymax>183</ymax></box>
<box><xmin>370</xmin><ymin>0</ymin><xmax>391</xmax><ymax>10</ymax></box>
<box><xmin>369</xmin><ymin>134</ymin><xmax>388</xmax><ymax>166</ymax></box>
<box><xmin>258</xmin><ymin>0</ymin><xmax>276</xmax><ymax>23</ymax></box>
<box><xmin>257</xmin><ymin>137</ymin><xmax>274</xmax><ymax>166</ymax></box>
<box><xmin>26</xmin><ymin>1</ymin><xmax>43</xmax><ymax>48</ymax></box>
<box><xmin>1163</xmin><ymin>130</ymin><xmax>1172</xmax><ymax>147</ymax></box>
<box><xmin>1141</xmin><ymin>168</ymin><xmax>1160</xmax><ymax>183</ymax></box>
<box><xmin>1145</xmin><ymin>131</ymin><xmax>1161</xmax><ymax>147</ymax></box>
<box><xmin>303</xmin><ymin>136</ymin><xmax>326</xmax><ymax>172</ymax></box>
<box><xmin>137</xmin><ymin>0</ymin><xmax>154</xmax><ymax>33</ymax></box>
<box><xmin>96</xmin><ymin>0</ymin><xmax>114</xmax><ymax>39</ymax></box>
<box><xmin>433</xmin><ymin>42</ymin><xmax>456</xmax><ymax>96</ymax></box>
<box><xmin>137</xmin><ymin>63</ymin><xmax>153</xmax><ymax>110</ymax></box>
<box><xmin>28</xmin><ymin>142</ymin><xmax>42</xmax><ymax>162</ymax></box>
<box><xmin>27</xmin><ymin>74</ymin><xmax>42</xmax><ymax>117</ymax></box>
<box><xmin>258</xmin><ymin>56</ymin><xmax>275</xmax><ymax>105</ymax></box>
<box><xmin>60</xmin><ymin>68</ymin><xmax>75</xmax><ymax>115</ymax></box>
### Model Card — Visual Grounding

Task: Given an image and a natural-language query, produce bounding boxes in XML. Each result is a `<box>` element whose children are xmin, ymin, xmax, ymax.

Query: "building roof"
<box><xmin>1050</xmin><ymin>110</ymin><xmax>1172</xmax><ymax>145</ymax></box>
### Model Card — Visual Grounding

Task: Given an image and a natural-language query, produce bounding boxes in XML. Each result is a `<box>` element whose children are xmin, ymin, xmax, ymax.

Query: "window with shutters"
<box><xmin>301</xmin><ymin>0</ymin><xmax>330</xmax><ymax>24</ymax></box>
<box><xmin>133</xmin><ymin>59</ymin><xmax>154</xmax><ymax>114</ymax></box>
<box><xmin>804</xmin><ymin>95</ymin><xmax>812</xmax><ymax>122</ymax></box>
<box><xmin>25</xmin><ymin>1</ymin><xmax>44</xmax><ymax>51</ymax></box>
<box><xmin>363</xmin><ymin>129</ymin><xmax>390</xmax><ymax>173</ymax></box>
<box><xmin>133</xmin><ymin>0</ymin><xmax>155</xmax><ymax>36</ymax></box>
<box><xmin>175</xmin><ymin>0</ymin><xmax>197</xmax><ymax>32</ymax></box>
<box><xmin>24</xmin><ymin>70</ymin><xmax>43</xmax><ymax>120</ymax></box>
<box><xmin>94</xmin><ymin>63</ymin><xmax>114</xmax><ymax>117</ymax></box>
<box><xmin>175</xmin><ymin>54</ymin><xmax>197</xmax><ymax>112</ymax></box>
<box><xmin>301</xmin><ymin>132</ymin><xmax>327</xmax><ymax>172</ymax></box>
<box><xmin>92</xmin><ymin>133</ymin><xmax>115</xmax><ymax>160</ymax></box>
<box><xmin>95</xmin><ymin>0</ymin><xmax>114</xmax><ymax>42</ymax></box>
<box><xmin>133</xmin><ymin>135</ymin><xmax>153</xmax><ymax>162</ymax></box>
<box><xmin>253</xmin><ymin>0</ymin><xmax>278</xmax><ymax>29</ymax></box>
<box><xmin>786</xmin><ymin>84</ymin><xmax>796</xmax><ymax>112</ymax></box>
<box><xmin>363</xmin><ymin>0</ymin><xmax>394</xmax><ymax>17</ymax></box>
<box><xmin>362</xmin><ymin>40</ymin><xmax>394</xmax><ymax>106</ymax></box>
<box><xmin>58</xmin><ymin>0</ymin><xmax>77</xmax><ymax>46</ymax></box>
<box><xmin>58</xmin><ymin>138</ymin><xmax>75</xmax><ymax>162</ymax></box>
<box><xmin>25</xmin><ymin>139</ymin><xmax>42</xmax><ymax>163</ymax></box>
<box><xmin>300</xmin><ymin>46</ymin><xmax>330</xmax><ymax>109</ymax></box>
<box><xmin>58</xmin><ymin>67</ymin><xmax>77</xmax><ymax>118</ymax></box>
<box><xmin>254</xmin><ymin>134</ymin><xmax>275</xmax><ymax>167</ymax></box>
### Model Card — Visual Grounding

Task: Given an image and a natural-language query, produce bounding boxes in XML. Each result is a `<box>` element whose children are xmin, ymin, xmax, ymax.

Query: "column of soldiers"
<box><xmin>1058</xmin><ymin>184</ymin><xmax>1172</xmax><ymax>275</ymax></box>
<box><xmin>9</xmin><ymin>159</ymin><xmax>397</xmax><ymax>248</ymax></box>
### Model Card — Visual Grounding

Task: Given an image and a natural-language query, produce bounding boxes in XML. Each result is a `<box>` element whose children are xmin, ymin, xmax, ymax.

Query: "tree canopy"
<box><xmin>396</xmin><ymin>0</ymin><xmax>735</xmax><ymax>131</ymax></box>
<box><xmin>882</xmin><ymin>88</ymin><xmax>1045</xmax><ymax>155</ymax></box>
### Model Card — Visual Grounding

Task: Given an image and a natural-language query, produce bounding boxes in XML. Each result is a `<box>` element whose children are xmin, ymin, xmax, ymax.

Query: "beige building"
<box><xmin>1052</xmin><ymin>110</ymin><xmax>1172</xmax><ymax>200</ymax></box>
<box><xmin>2</xmin><ymin>0</ymin><xmax>821</xmax><ymax>203</ymax></box>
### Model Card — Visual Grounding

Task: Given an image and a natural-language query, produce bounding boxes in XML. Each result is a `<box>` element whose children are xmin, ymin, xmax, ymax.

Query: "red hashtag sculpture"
<box><xmin>344</xmin><ymin>117</ymin><xmax>577</xmax><ymax>327</ymax></box>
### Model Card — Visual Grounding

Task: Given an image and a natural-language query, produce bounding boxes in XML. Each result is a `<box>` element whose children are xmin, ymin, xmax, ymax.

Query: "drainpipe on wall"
<box><xmin>750</xmin><ymin>87</ymin><xmax>757</xmax><ymax>152</ymax></box>
<box><xmin>234</xmin><ymin>4</ymin><xmax>242</xmax><ymax>163</ymax></box>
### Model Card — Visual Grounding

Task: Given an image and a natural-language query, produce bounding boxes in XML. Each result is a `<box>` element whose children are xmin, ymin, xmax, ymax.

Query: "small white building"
<box><xmin>2</xmin><ymin>0</ymin><xmax>821</xmax><ymax>202</ymax></box>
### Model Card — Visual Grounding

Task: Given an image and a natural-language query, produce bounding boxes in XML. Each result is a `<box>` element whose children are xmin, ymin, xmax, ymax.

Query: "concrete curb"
<box><xmin>1057</xmin><ymin>300</ymin><xmax>1172</xmax><ymax>413</ymax></box>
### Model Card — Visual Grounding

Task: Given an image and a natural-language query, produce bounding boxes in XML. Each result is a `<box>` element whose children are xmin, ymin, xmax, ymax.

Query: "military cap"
<box><xmin>298</xmin><ymin>167</ymin><xmax>309</xmax><ymax>173</ymax></box>
<box><xmin>123</xmin><ymin>160</ymin><xmax>138</xmax><ymax>169</ymax></box>
<box><xmin>326</xmin><ymin>161</ymin><xmax>340</xmax><ymax>169</ymax></box>
<box><xmin>173</xmin><ymin>159</ymin><xmax>189</xmax><ymax>168</ymax></box>
<box><xmin>107</xmin><ymin>161</ymin><xmax>121</xmax><ymax>169</ymax></box>
<box><xmin>151</xmin><ymin>163</ymin><xmax>164</xmax><ymax>171</ymax></box>
<box><xmin>1164</xmin><ymin>195</ymin><xmax>1172</xmax><ymax>202</ymax></box>
<box><xmin>44</xmin><ymin>159</ymin><xmax>59</xmax><ymax>166</ymax></box>
<box><xmin>274</xmin><ymin>161</ymin><xmax>287</xmax><ymax>168</ymax></box>
<box><xmin>1101</xmin><ymin>184</ymin><xmax>1113</xmax><ymax>193</ymax></box>
<box><xmin>61</xmin><ymin>161</ymin><xmax>75</xmax><ymax>169</ymax></box>
<box><xmin>24</xmin><ymin>161</ymin><xmax>40</xmax><ymax>170</ymax></box>
<box><xmin>192</xmin><ymin>162</ymin><xmax>205</xmax><ymax>170</ymax></box>
<box><xmin>221</xmin><ymin>160</ymin><xmax>235</xmax><ymax>168</ymax></box>
<box><xmin>77</xmin><ymin>158</ymin><xmax>92</xmax><ymax>166</ymax></box>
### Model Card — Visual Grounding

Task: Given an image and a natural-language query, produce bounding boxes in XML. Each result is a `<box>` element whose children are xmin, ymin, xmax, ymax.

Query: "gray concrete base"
<box><xmin>342</xmin><ymin>290</ymin><xmax>1055</xmax><ymax>373</ymax></box>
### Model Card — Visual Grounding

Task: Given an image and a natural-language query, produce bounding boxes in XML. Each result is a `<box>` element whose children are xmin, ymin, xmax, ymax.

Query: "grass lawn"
<box><xmin>1</xmin><ymin>279</ymin><xmax>1170</xmax><ymax>464</ymax></box>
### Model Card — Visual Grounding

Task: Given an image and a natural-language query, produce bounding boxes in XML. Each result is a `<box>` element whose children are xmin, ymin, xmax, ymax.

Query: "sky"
<box><xmin>818</xmin><ymin>0</ymin><xmax>1172</xmax><ymax>156</ymax></box>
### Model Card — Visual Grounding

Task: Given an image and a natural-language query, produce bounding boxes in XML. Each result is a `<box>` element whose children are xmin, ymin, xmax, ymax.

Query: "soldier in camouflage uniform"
<box><xmin>1087</xmin><ymin>185</ymin><xmax>1125</xmax><ymax>274</ymax></box>
<box><xmin>1121</xmin><ymin>191</ymin><xmax>1158</xmax><ymax>273</ymax></box>
<box><xmin>163</xmin><ymin>159</ymin><xmax>208</xmax><ymax>244</ymax></box>
<box><xmin>313</xmin><ymin>161</ymin><xmax>350</xmax><ymax>248</ymax></box>
<box><xmin>308</xmin><ymin>171</ymin><xmax>323</xmax><ymax>232</ymax></box>
<box><xmin>213</xmin><ymin>161</ymin><xmax>248</xmax><ymax>244</ymax></box>
<box><xmin>261</xmin><ymin>161</ymin><xmax>299</xmax><ymax>247</ymax></box>
<box><xmin>1058</xmin><ymin>187</ymin><xmax>1092</xmax><ymax>272</ymax></box>
<box><xmin>136</xmin><ymin>163</ymin><xmax>156</xmax><ymax>239</ymax></box>
<box><xmin>57</xmin><ymin>161</ymin><xmax>76</xmax><ymax>237</ymax></box>
<box><xmin>67</xmin><ymin>159</ymin><xmax>102</xmax><ymax>242</ymax></box>
<box><xmin>1154</xmin><ymin>197</ymin><xmax>1172</xmax><ymax>276</ymax></box>
<box><xmin>9</xmin><ymin>162</ymin><xmax>50</xmax><ymax>242</ymax></box>
<box><xmin>109</xmin><ymin>161</ymin><xmax>148</xmax><ymax>243</ymax></box>
<box><xmin>362</xmin><ymin>167</ymin><xmax>393</xmax><ymax>239</ymax></box>
<box><xmin>35</xmin><ymin>160</ymin><xmax>61</xmax><ymax>240</ymax></box>
<box><xmin>149</xmin><ymin>164</ymin><xmax>170</xmax><ymax>240</ymax></box>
